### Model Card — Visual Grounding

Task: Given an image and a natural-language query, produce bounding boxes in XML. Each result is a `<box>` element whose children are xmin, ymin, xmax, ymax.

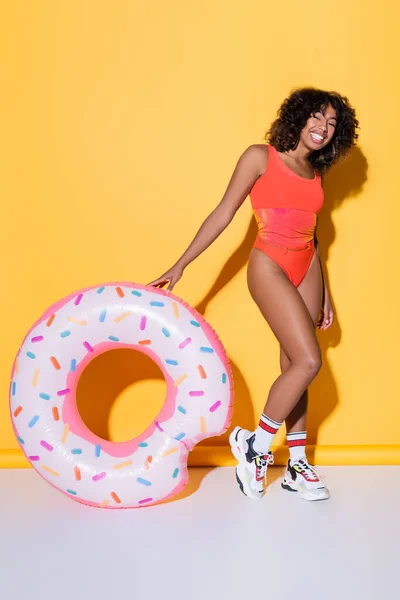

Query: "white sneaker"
<box><xmin>229</xmin><ymin>426</ymin><xmax>274</xmax><ymax>499</ymax></box>
<box><xmin>281</xmin><ymin>457</ymin><xmax>330</xmax><ymax>501</ymax></box>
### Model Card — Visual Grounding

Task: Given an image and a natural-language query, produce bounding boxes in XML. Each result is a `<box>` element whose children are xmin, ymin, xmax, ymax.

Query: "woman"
<box><xmin>149</xmin><ymin>87</ymin><xmax>359</xmax><ymax>502</ymax></box>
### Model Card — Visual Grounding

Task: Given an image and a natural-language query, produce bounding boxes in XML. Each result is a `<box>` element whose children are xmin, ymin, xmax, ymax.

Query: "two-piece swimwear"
<box><xmin>249</xmin><ymin>144</ymin><xmax>324</xmax><ymax>288</ymax></box>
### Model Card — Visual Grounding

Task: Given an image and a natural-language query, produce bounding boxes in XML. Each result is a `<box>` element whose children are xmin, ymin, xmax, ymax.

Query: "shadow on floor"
<box><xmin>159</xmin><ymin>467</ymin><xmax>216</xmax><ymax>504</ymax></box>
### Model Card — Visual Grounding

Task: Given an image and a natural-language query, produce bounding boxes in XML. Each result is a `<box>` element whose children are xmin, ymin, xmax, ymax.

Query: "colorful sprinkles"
<box><xmin>160</xmin><ymin>448</ymin><xmax>178</xmax><ymax>458</ymax></box>
<box><xmin>50</xmin><ymin>356</ymin><xmax>61</xmax><ymax>370</ymax></box>
<box><xmin>198</xmin><ymin>365</ymin><xmax>207</xmax><ymax>379</ymax></box>
<box><xmin>172</xmin><ymin>302</ymin><xmax>180</xmax><ymax>319</ymax></box>
<box><xmin>40</xmin><ymin>440</ymin><xmax>53</xmax><ymax>452</ymax></box>
<box><xmin>114</xmin><ymin>312</ymin><xmax>132</xmax><ymax>323</ymax></box>
<box><xmin>179</xmin><ymin>337</ymin><xmax>192</xmax><ymax>349</ymax></box>
<box><xmin>113</xmin><ymin>460</ymin><xmax>132</xmax><ymax>470</ymax></box>
<box><xmin>57</xmin><ymin>388</ymin><xmax>70</xmax><ymax>397</ymax></box>
<box><xmin>67</xmin><ymin>317</ymin><xmax>87</xmax><ymax>326</ymax></box>
<box><xmin>28</xmin><ymin>415</ymin><xmax>40</xmax><ymax>428</ymax></box>
<box><xmin>42</xmin><ymin>465</ymin><xmax>59</xmax><ymax>477</ymax></box>
<box><xmin>61</xmin><ymin>424</ymin><xmax>70</xmax><ymax>444</ymax></box>
<box><xmin>174</xmin><ymin>374</ymin><xmax>188</xmax><ymax>386</ymax></box>
<box><xmin>46</xmin><ymin>314</ymin><xmax>55</xmax><ymax>327</ymax></box>
<box><xmin>111</xmin><ymin>492</ymin><xmax>121</xmax><ymax>504</ymax></box>
<box><xmin>32</xmin><ymin>368</ymin><xmax>40</xmax><ymax>387</ymax></box>
<box><xmin>137</xmin><ymin>477</ymin><xmax>152</xmax><ymax>487</ymax></box>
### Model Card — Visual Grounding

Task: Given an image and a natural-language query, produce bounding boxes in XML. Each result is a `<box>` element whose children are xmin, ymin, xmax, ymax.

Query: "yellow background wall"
<box><xmin>1</xmin><ymin>1</ymin><xmax>398</xmax><ymax>467</ymax></box>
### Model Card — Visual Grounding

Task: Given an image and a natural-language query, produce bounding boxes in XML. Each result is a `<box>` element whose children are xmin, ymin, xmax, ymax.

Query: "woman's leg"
<box><xmin>282</xmin><ymin>250</ymin><xmax>323</xmax><ymax>433</ymax></box>
<box><xmin>280</xmin><ymin>349</ymin><xmax>308</xmax><ymax>430</ymax></box>
<box><xmin>247</xmin><ymin>248</ymin><xmax>322</xmax><ymax>428</ymax></box>
<box><xmin>230</xmin><ymin>248</ymin><xmax>324</xmax><ymax>500</ymax></box>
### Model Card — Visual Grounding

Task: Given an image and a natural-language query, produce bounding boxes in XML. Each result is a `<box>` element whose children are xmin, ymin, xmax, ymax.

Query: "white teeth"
<box><xmin>311</xmin><ymin>132</ymin><xmax>324</xmax><ymax>141</ymax></box>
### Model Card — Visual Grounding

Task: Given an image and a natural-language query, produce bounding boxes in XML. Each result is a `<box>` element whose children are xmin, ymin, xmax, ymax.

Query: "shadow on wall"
<box><xmin>307</xmin><ymin>146</ymin><xmax>368</xmax><ymax>451</ymax></box>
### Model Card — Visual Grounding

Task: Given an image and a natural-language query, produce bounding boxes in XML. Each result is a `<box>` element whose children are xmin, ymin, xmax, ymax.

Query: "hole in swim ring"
<box><xmin>76</xmin><ymin>348</ymin><xmax>166</xmax><ymax>443</ymax></box>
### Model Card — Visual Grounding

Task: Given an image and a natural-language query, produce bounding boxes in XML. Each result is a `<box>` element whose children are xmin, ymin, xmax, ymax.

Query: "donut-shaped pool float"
<box><xmin>9</xmin><ymin>283</ymin><xmax>234</xmax><ymax>508</ymax></box>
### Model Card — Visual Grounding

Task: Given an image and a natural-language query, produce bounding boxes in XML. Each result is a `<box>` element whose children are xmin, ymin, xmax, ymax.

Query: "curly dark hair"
<box><xmin>264</xmin><ymin>87</ymin><xmax>360</xmax><ymax>175</ymax></box>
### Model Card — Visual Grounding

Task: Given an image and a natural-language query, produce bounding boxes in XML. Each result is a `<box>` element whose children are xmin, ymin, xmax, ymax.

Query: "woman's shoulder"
<box><xmin>242</xmin><ymin>143</ymin><xmax>270</xmax><ymax>178</ymax></box>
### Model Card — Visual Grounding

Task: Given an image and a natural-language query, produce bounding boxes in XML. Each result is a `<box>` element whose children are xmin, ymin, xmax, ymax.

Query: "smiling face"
<box><xmin>299</xmin><ymin>103</ymin><xmax>337</xmax><ymax>151</ymax></box>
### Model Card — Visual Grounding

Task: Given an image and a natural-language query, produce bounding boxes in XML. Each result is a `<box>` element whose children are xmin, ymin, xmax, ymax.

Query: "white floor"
<box><xmin>0</xmin><ymin>466</ymin><xmax>399</xmax><ymax>600</ymax></box>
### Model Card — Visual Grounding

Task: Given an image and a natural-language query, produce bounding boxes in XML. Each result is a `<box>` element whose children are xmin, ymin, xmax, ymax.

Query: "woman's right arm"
<box><xmin>148</xmin><ymin>144</ymin><xmax>265</xmax><ymax>291</ymax></box>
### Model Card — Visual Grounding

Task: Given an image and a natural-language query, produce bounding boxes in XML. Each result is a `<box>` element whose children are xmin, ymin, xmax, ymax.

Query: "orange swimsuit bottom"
<box><xmin>249</xmin><ymin>144</ymin><xmax>324</xmax><ymax>288</ymax></box>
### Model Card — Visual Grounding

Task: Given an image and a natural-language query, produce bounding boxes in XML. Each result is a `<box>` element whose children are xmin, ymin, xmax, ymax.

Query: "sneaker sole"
<box><xmin>229</xmin><ymin>427</ymin><xmax>263</xmax><ymax>500</ymax></box>
<box><xmin>229</xmin><ymin>427</ymin><xmax>242</xmax><ymax>462</ymax></box>
<box><xmin>281</xmin><ymin>478</ymin><xmax>330</xmax><ymax>501</ymax></box>
<box><xmin>281</xmin><ymin>481</ymin><xmax>297</xmax><ymax>493</ymax></box>
<box><xmin>235</xmin><ymin>469</ymin><xmax>247</xmax><ymax>497</ymax></box>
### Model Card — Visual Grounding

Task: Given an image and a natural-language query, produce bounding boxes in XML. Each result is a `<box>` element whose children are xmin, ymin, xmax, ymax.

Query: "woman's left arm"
<box><xmin>314</xmin><ymin>235</ymin><xmax>334</xmax><ymax>330</ymax></box>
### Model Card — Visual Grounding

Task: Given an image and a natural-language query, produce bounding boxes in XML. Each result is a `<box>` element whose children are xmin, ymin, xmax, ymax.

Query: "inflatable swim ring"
<box><xmin>9</xmin><ymin>282</ymin><xmax>234</xmax><ymax>508</ymax></box>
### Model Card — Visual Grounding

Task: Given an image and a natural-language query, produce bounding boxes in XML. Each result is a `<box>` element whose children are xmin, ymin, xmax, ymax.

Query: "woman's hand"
<box><xmin>318</xmin><ymin>293</ymin><xmax>334</xmax><ymax>330</ymax></box>
<box><xmin>147</xmin><ymin>263</ymin><xmax>184</xmax><ymax>292</ymax></box>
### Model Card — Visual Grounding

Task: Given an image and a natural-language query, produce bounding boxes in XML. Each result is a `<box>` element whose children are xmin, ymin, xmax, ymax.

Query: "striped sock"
<box><xmin>253</xmin><ymin>413</ymin><xmax>283</xmax><ymax>454</ymax></box>
<box><xmin>287</xmin><ymin>431</ymin><xmax>307</xmax><ymax>463</ymax></box>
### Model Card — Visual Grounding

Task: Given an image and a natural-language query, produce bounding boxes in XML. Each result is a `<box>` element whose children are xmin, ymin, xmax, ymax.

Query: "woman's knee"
<box><xmin>284</xmin><ymin>348</ymin><xmax>321</xmax><ymax>380</ymax></box>
<box><xmin>303</xmin><ymin>351</ymin><xmax>322</xmax><ymax>378</ymax></box>
<box><xmin>290</xmin><ymin>350</ymin><xmax>321</xmax><ymax>379</ymax></box>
